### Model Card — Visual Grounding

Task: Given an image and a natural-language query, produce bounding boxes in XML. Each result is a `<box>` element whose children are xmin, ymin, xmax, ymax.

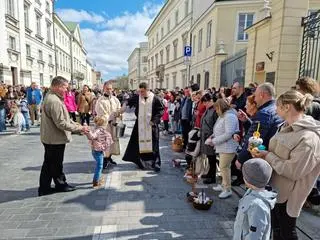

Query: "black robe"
<box><xmin>122</xmin><ymin>94</ymin><xmax>164</xmax><ymax>169</ymax></box>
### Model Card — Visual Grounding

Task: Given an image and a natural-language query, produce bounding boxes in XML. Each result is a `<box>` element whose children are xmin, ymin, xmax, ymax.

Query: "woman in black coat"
<box><xmin>200</xmin><ymin>93</ymin><xmax>218</xmax><ymax>184</ymax></box>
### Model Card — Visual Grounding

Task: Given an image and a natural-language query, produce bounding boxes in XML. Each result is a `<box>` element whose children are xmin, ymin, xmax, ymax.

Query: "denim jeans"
<box><xmin>92</xmin><ymin>150</ymin><xmax>104</xmax><ymax>182</ymax></box>
<box><xmin>0</xmin><ymin>108</ymin><xmax>6</xmax><ymax>132</ymax></box>
<box><xmin>21</xmin><ymin>111</ymin><xmax>30</xmax><ymax>130</ymax></box>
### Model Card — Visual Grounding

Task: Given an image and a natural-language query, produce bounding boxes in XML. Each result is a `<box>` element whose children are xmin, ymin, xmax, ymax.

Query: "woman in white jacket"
<box><xmin>206</xmin><ymin>98</ymin><xmax>239</xmax><ymax>199</ymax></box>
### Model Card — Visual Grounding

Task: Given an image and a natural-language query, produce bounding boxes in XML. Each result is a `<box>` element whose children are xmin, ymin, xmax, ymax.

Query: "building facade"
<box><xmin>127</xmin><ymin>42</ymin><xmax>148</xmax><ymax>89</ymax></box>
<box><xmin>245</xmin><ymin>0</ymin><xmax>320</xmax><ymax>94</ymax></box>
<box><xmin>0</xmin><ymin>0</ymin><xmax>55</xmax><ymax>87</ymax></box>
<box><xmin>146</xmin><ymin>0</ymin><xmax>193</xmax><ymax>89</ymax></box>
<box><xmin>85</xmin><ymin>59</ymin><xmax>93</xmax><ymax>87</ymax></box>
<box><xmin>190</xmin><ymin>0</ymin><xmax>263</xmax><ymax>89</ymax></box>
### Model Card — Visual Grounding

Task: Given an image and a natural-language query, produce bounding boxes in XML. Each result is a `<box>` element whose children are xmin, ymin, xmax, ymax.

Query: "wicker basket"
<box><xmin>193</xmin><ymin>200</ymin><xmax>213</xmax><ymax>210</ymax></box>
<box><xmin>172</xmin><ymin>137</ymin><xmax>184</xmax><ymax>152</ymax></box>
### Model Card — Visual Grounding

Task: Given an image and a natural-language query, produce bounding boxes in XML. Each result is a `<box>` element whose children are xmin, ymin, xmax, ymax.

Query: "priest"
<box><xmin>122</xmin><ymin>82</ymin><xmax>164</xmax><ymax>172</ymax></box>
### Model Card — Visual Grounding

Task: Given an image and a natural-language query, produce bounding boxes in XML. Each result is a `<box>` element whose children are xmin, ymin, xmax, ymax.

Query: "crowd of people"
<box><xmin>1</xmin><ymin>76</ymin><xmax>320</xmax><ymax>240</ymax></box>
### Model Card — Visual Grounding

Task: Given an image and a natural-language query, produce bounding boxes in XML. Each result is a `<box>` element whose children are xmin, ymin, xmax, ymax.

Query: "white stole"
<box><xmin>138</xmin><ymin>92</ymin><xmax>154</xmax><ymax>153</ymax></box>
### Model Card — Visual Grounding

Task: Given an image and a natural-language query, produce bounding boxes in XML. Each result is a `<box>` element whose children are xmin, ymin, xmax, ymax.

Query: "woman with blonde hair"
<box><xmin>205</xmin><ymin>98</ymin><xmax>239</xmax><ymax>199</ymax></box>
<box><xmin>252</xmin><ymin>90</ymin><xmax>320</xmax><ymax>240</ymax></box>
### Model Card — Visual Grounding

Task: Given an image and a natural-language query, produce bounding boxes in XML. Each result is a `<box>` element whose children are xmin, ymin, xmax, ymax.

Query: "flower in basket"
<box><xmin>248</xmin><ymin>123</ymin><xmax>266</xmax><ymax>155</ymax></box>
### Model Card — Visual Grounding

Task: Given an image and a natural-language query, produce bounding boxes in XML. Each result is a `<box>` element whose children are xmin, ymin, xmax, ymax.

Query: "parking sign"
<box><xmin>184</xmin><ymin>46</ymin><xmax>192</xmax><ymax>57</ymax></box>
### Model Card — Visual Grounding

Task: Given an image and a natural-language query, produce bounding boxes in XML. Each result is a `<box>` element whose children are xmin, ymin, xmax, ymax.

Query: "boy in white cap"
<box><xmin>233</xmin><ymin>158</ymin><xmax>277</xmax><ymax>240</ymax></box>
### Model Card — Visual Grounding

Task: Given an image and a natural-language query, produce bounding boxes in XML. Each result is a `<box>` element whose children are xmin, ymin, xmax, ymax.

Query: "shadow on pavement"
<box><xmin>0</xmin><ymin>188</ymin><xmax>38</xmax><ymax>204</ymax></box>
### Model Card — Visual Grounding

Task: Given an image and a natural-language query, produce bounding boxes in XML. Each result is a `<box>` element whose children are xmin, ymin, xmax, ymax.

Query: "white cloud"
<box><xmin>57</xmin><ymin>2</ymin><xmax>163</xmax><ymax>80</ymax></box>
<box><xmin>56</xmin><ymin>9</ymin><xmax>106</xmax><ymax>24</ymax></box>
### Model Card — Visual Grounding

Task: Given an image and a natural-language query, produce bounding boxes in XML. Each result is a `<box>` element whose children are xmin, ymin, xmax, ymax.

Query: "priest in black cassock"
<box><xmin>122</xmin><ymin>82</ymin><xmax>164</xmax><ymax>172</ymax></box>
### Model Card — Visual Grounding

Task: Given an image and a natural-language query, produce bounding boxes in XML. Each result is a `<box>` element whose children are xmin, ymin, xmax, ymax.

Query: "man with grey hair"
<box><xmin>235</xmin><ymin>82</ymin><xmax>283</xmax><ymax>171</ymax></box>
<box><xmin>39</xmin><ymin>76</ymin><xmax>88</xmax><ymax>196</ymax></box>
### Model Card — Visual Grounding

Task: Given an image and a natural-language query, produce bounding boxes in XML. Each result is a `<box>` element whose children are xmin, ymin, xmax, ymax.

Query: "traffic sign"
<box><xmin>184</xmin><ymin>46</ymin><xmax>192</xmax><ymax>57</ymax></box>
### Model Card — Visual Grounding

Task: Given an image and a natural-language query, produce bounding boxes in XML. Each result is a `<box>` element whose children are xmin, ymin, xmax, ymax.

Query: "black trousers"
<box><xmin>181</xmin><ymin>119</ymin><xmax>191</xmax><ymax>149</ymax></box>
<box><xmin>39</xmin><ymin>144</ymin><xmax>67</xmax><ymax>191</ymax></box>
<box><xmin>206</xmin><ymin>154</ymin><xmax>217</xmax><ymax>182</ymax></box>
<box><xmin>163</xmin><ymin>120</ymin><xmax>169</xmax><ymax>131</ymax></box>
<box><xmin>80</xmin><ymin>113</ymin><xmax>90</xmax><ymax>126</ymax></box>
<box><xmin>271</xmin><ymin>202</ymin><xmax>298</xmax><ymax>240</ymax></box>
<box><xmin>69</xmin><ymin>112</ymin><xmax>76</xmax><ymax>122</ymax></box>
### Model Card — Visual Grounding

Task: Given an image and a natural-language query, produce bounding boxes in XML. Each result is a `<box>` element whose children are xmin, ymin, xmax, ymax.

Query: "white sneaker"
<box><xmin>212</xmin><ymin>184</ymin><xmax>224</xmax><ymax>192</ymax></box>
<box><xmin>219</xmin><ymin>190</ymin><xmax>232</xmax><ymax>199</ymax></box>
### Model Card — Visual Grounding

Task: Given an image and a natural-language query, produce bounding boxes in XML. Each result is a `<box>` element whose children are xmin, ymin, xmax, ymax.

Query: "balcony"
<box><xmin>73</xmin><ymin>71</ymin><xmax>85</xmax><ymax>80</ymax></box>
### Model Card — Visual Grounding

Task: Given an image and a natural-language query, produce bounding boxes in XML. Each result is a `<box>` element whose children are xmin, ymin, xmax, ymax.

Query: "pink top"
<box><xmin>86</xmin><ymin>127</ymin><xmax>113</xmax><ymax>152</ymax></box>
<box><xmin>64</xmin><ymin>91</ymin><xmax>77</xmax><ymax>112</ymax></box>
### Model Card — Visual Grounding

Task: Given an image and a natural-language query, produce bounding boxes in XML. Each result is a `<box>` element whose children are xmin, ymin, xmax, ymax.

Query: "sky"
<box><xmin>55</xmin><ymin>0</ymin><xmax>165</xmax><ymax>81</ymax></box>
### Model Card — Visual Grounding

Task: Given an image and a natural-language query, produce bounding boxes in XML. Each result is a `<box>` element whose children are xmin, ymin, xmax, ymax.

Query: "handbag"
<box><xmin>194</xmin><ymin>154</ymin><xmax>210</xmax><ymax>176</ymax></box>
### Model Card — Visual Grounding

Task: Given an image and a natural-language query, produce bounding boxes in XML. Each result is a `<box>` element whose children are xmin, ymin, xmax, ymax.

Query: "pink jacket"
<box><xmin>64</xmin><ymin>92</ymin><xmax>77</xmax><ymax>112</ymax></box>
<box><xmin>86</xmin><ymin>127</ymin><xmax>113</xmax><ymax>152</ymax></box>
<box><xmin>162</xmin><ymin>99</ymin><xmax>169</xmax><ymax>121</ymax></box>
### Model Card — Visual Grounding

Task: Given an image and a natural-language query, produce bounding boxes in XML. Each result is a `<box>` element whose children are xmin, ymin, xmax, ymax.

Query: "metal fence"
<box><xmin>220</xmin><ymin>48</ymin><xmax>247</xmax><ymax>87</ymax></box>
<box><xmin>299</xmin><ymin>10</ymin><xmax>320</xmax><ymax>80</ymax></box>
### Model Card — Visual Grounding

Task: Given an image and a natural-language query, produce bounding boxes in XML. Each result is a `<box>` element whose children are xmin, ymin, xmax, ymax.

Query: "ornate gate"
<box><xmin>299</xmin><ymin>10</ymin><xmax>320</xmax><ymax>80</ymax></box>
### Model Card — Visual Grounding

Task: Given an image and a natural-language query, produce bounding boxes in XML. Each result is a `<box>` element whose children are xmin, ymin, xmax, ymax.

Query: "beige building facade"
<box><xmin>245</xmin><ymin>0</ymin><xmax>320</xmax><ymax>94</ymax></box>
<box><xmin>190</xmin><ymin>0</ymin><xmax>264</xmax><ymax>89</ymax></box>
<box><xmin>127</xmin><ymin>42</ymin><xmax>148</xmax><ymax>89</ymax></box>
<box><xmin>146</xmin><ymin>0</ymin><xmax>193</xmax><ymax>89</ymax></box>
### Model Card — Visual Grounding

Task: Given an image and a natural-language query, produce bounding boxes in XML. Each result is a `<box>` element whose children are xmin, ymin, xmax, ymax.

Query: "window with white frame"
<box><xmin>161</xmin><ymin>27</ymin><xmax>164</xmax><ymax>39</ymax></box>
<box><xmin>7</xmin><ymin>0</ymin><xmax>15</xmax><ymax>17</ymax></box>
<box><xmin>46</xmin><ymin>22</ymin><xmax>51</xmax><ymax>42</ymax></box>
<box><xmin>38</xmin><ymin>50</ymin><xmax>43</xmax><ymax>60</ymax></box>
<box><xmin>26</xmin><ymin>44</ymin><xmax>31</xmax><ymax>56</ymax></box>
<box><xmin>175</xmin><ymin>10</ymin><xmax>179</xmax><ymax>26</ymax></box>
<box><xmin>9</xmin><ymin>36</ymin><xmax>16</xmax><ymax>50</ymax></box>
<box><xmin>184</xmin><ymin>0</ymin><xmax>189</xmax><ymax>18</ymax></box>
<box><xmin>193</xmin><ymin>35</ymin><xmax>196</xmax><ymax>56</ymax></box>
<box><xmin>166</xmin><ymin>45</ymin><xmax>170</xmax><ymax>63</ymax></box>
<box><xmin>151</xmin><ymin>56</ymin><xmax>154</xmax><ymax>70</ymax></box>
<box><xmin>49</xmin><ymin>54</ymin><xmax>52</xmax><ymax>64</ymax></box>
<box><xmin>160</xmin><ymin>50</ymin><xmax>163</xmax><ymax>64</ymax></box>
<box><xmin>24</xmin><ymin>3</ymin><xmax>29</xmax><ymax>28</ymax></box>
<box><xmin>46</xmin><ymin>1</ymin><xmax>50</xmax><ymax>13</ymax></box>
<box><xmin>155</xmin><ymin>54</ymin><xmax>158</xmax><ymax>68</ymax></box>
<box><xmin>198</xmin><ymin>29</ymin><xmax>203</xmax><ymax>52</ymax></box>
<box><xmin>36</xmin><ymin>14</ymin><xmax>41</xmax><ymax>35</ymax></box>
<box><xmin>142</xmin><ymin>56</ymin><xmax>148</xmax><ymax>63</ymax></box>
<box><xmin>40</xmin><ymin>73</ymin><xmax>44</xmax><ymax>86</ymax></box>
<box><xmin>156</xmin><ymin>33</ymin><xmax>159</xmax><ymax>44</ymax></box>
<box><xmin>173</xmin><ymin>39</ymin><xmax>178</xmax><ymax>60</ymax></box>
<box><xmin>207</xmin><ymin>21</ymin><xmax>212</xmax><ymax>47</ymax></box>
<box><xmin>237</xmin><ymin>13</ymin><xmax>254</xmax><ymax>41</ymax></box>
<box><xmin>167</xmin><ymin>19</ymin><xmax>171</xmax><ymax>33</ymax></box>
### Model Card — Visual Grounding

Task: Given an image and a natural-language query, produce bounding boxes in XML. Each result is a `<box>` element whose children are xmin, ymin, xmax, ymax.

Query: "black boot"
<box><xmin>103</xmin><ymin>157</ymin><xmax>109</xmax><ymax>169</ymax></box>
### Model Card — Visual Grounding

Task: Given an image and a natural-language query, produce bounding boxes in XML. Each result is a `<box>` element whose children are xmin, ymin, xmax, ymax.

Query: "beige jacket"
<box><xmin>95</xmin><ymin>95</ymin><xmax>121</xmax><ymax>124</ymax></box>
<box><xmin>77</xmin><ymin>91</ymin><xmax>93</xmax><ymax>113</ymax></box>
<box><xmin>41</xmin><ymin>91</ymin><xmax>82</xmax><ymax>144</ymax></box>
<box><xmin>265</xmin><ymin>115</ymin><xmax>320</xmax><ymax>217</ymax></box>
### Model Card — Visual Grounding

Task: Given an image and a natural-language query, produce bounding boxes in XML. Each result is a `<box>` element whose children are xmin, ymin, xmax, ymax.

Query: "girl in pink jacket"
<box><xmin>64</xmin><ymin>88</ymin><xmax>77</xmax><ymax>122</ymax></box>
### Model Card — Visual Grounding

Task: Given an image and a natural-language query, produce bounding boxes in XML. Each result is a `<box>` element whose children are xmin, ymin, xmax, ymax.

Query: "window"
<box><xmin>142</xmin><ymin>56</ymin><xmax>148</xmax><ymax>63</ymax></box>
<box><xmin>40</xmin><ymin>73</ymin><xmax>43</xmax><ymax>86</ymax></box>
<box><xmin>237</xmin><ymin>13</ymin><xmax>254</xmax><ymax>41</ymax></box>
<box><xmin>184</xmin><ymin>0</ymin><xmax>189</xmax><ymax>17</ymax></box>
<box><xmin>173</xmin><ymin>39</ymin><xmax>178</xmax><ymax>60</ymax></box>
<box><xmin>175</xmin><ymin>10</ymin><xmax>179</xmax><ymax>26</ymax></box>
<box><xmin>156</xmin><ymin>33</ymin><xmax>159</xmax><ymax>44</ymax></box>
<box><xmin>198</xmin><ymin>29</ymin><xmax>203</xmax><ymax>52</ymax></box>
<box><xmin>38</xmin><ymin>50</ymin><xmax>43</xmax><ymax>60</ymax></box>
<box><xmin>152</xmin><ymin>38</ymin><xmax>154</xmax><ymax>48</ymax></box>
<box><xmin>155</xmin><ymin>54</ymin><xmax>158</xmax><ymax>68</ymax></box>
<box><xmin>24</xmin><ymin>3</ymin><xmax>29</xmax><ymax>28</ymax></box>
<box><xmin>26</xmin><ymin>44</ymin><xmax>31</xmax><ymax>56</ymax></box>
<box><xmin>207</xmin><ymin>21</ymin><xmax>212</xmax><ymax>47</ymax></box>
<box><xmin>166</xmin><ymin>45</ymin><xmax>170</xmax><ymax>63</ymax></box>
<box><xmin>167</xmin><ymin>19</ymin><xmax>171</xmax><ymax>33</ymax></box>
<box><xmin>46</xmin><ymin>22</ymin><xmax>51</xmax><ymax>42</ymax></box>
<box><xmin>148</xmin><ymin>60</ymin><xmax>150</xmax><ymax>72</ymax></box>
<box><xmin>7</xmin><ymin>0</ymin><xmax>15</xmax><ymax>17</ymax></box>
<box><xmin>36</xmin><ymin>14</ymin><xmax>41</xmax><ymax>35</ymax></box>
<box><xmin>151</xmin><ymin>56</ymin><xmax>154</xmax><ymax>70</ymax></box>
<box><xmin>45</xmin><ymin>1</ymin><xmax>50</xmax><ymax>13</ymax></box>
<box><xmin>173</xmin><ymin>74</ymin><xmax>177</xmax><ymax>88</ymax></box>
<box><xmin>197</xmin><ymin>73</ymin><xmax>201</xmax><ymax>86</ymax></box>
<box><xmin>204</xmin><ymin>72</ymin><xmax>209</xmax><ymax>89</ymax></box>
<box><xmin>182</xmin><ymin>34</ymin><xmax>188</xmax><ymax>53</ymax></box>
<box><xmin>9</xmin><ymin>36</ymin><xmax>16</xmax><ymax>50</ymax></box>
<box><xmin>59</xmin><ymin>32</ymin><xmax>61</xmax><ymax>43</ymax></box>
<box><xmin>63</xmin><ymin>53</ymin><xmax>65</xmax><ymax>71</ymax></box>
<box><xmin>161</xmin><ymin>27</ymin><xmax>164</xmax><ymax>39</ymax></box>
<box><xmin>160</xmin><ymin>50</ymin><xmax>164</xmax><ymax>64</ymax></box>
<box><xmin>193</xmin><ymin>35</ymin><xmax>196</xmax><ymax>56</ymax></box>
<box><xmin>49</xmin><ymin>54</ymin><xmax>52</xmax><ymax>64</ymax></box>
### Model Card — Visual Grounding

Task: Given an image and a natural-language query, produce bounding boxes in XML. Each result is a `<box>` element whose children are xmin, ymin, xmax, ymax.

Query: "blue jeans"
<box><xmin>21</xmin><ymin>111</ymin><xmax>30</xmax><ymax>130</ymax></box>
<box><xmin>0</xmin><ymin>108</ymin><xmax>6</xmax><ymax>132</ymax></box>
<box><xmin>92</xmin><ymin>150</ymin><xmax>104</xmax><ymax>182</ymax></box>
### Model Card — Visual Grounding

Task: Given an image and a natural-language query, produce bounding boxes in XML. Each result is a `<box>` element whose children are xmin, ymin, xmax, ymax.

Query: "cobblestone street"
<box><xmin>0</xmin><ymin>113</ymin><xmax>319</xmax><ymax>240</ymax></box>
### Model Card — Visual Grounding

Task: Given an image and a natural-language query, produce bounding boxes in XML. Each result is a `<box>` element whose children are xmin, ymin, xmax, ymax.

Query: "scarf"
<box><xmin>138</xmin><ymin>92</ymin><xmax>154</xmax><ymax>153</ymax></box>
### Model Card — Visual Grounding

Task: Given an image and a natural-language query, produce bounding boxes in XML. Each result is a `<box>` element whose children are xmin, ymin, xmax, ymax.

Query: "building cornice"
<box><xmin>53</xmin><ymin>14</ymin><xmax>72</xmax><ymax>36</ymax></box>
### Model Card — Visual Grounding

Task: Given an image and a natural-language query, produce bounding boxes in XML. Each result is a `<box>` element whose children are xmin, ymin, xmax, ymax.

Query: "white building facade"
<box><xmin>145</xmin><ymin>0</ymin><xmax>192</xmax><ymax>89</ymax></box>
<box><xmin>0</xmin><ymin>0</ymin><xmax>55</xmax><ymax>87</ymax></box>
<box><xmin>127</xmin><ymin>42</ymin><xmax>148</xmax><ymax>89</ymax></box>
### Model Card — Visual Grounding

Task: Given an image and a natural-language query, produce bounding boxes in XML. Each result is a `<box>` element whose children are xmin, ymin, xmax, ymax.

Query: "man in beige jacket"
<box><xmin>95</xmin><ymin>83</ymin><xmax>121</xmax><ymax>168</ymax></box>
<box><xmin>39</xmin><ymin>76</ymin><xmax>88</xmax><ymax>196</ymax></box>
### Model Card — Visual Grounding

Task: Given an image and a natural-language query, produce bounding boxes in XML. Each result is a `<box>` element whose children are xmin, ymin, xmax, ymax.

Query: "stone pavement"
<box><xmin>0</xmin><ymin>112</ymin><xmax>319</xmax><ymax>240</ymax></box>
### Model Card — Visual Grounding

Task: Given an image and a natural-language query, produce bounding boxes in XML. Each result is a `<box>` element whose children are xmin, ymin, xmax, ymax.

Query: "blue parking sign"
<box><xmin>184</xmin><ymin>46</ymin><xmax>192</xmax><ymax>56</ymax></box>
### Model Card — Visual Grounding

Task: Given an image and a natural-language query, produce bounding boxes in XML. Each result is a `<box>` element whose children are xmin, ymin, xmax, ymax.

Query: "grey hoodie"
<box><xmin>233</xmin><ymin>189</ymin><xmax>277</xmax><ymax>240</ymax></box>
